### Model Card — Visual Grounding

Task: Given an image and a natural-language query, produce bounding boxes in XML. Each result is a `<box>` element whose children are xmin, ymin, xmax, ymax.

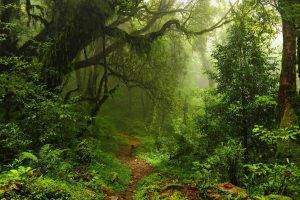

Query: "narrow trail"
<box><xmin>104</xmin><ymin>133</ymin><xmax>153</xmax><ymax>200</ymax></box>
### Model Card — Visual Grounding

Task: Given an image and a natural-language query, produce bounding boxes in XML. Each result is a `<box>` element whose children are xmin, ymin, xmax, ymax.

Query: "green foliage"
<box><xmin>0</xmin><ymin>136</ymin><xmax>130</xmax><ymax>199</ymax></box>
<box><xmin>0</xmin><ymin>166</ymin><xmax>32</xmax><ymax>186</ymax></box>
<box><xmin>0</xmin><ymin>123</ymin><xmax>31</xmax><ymax>163</ymax></box>
<box><xmin>253</xmin><ymin>126</ymin><xmax>300</xmax><ymax>145</ymax></box>
<box><xmin>0</xmin><ymin>56</ymin><xmax>87</xmax><ymax>163</ymax></box>
<box><xmin>14</xmin><ymin>151</ymin><xmax>38</xmax><ymax>167</ymax></box>
<box><xmin>247</xmin><ymin>95</ymin><xmax>277</xmax><ymax>127</ymax></box>
<box><xmin>1</xmin><ymin>176</ymin><xmax>103</xmax><ymax>200</ymax></box>
<box><xmin>92</xmin><ymin>117</ymin><xmax>117</xmax><ymax>136</ymax></box>
<box><xmin>136</xmin><ymin>133</ymin><xmax>170</xmax><ymax>167</ymax></box>
<box><xmin>88</xmin><ymin>152</ymin><xmax>131</xmax><ymax>192</ymax></box>
<box><xmin>193</xmin><ymin>139</ymin><xmax>244</xmax><ymax>187</ymax></box>
<box><xmin>38</xmin><ymin>144</ymin><xmax>65</xmax><ymax>173</ymax></box>
<box><xmin>208</xmin><ymin>8</ymin><xmax>279</xmax><ymax>161</ymax></box>
<box><xmin>290</xmin><ymin>94</ymin><xmax>300</xmax><ymax>125</ymax></box>
<box><xmin>134</xmin><ymin>174</ymin><xmax>163</xmax><ymax>200</ymax></box>
<box><xmin>212</xmin><ymin>26</ymin><xmax>277</xmax><ymax>100</ymax></box>
<box><xmin>252</xmin><ymin>125</ymin><xmax>300</xmax><ymax>163</ymax></box>
<box><xmin>1</xmin><ymin>1</ymin><xmax>300</xmax><ymax>200</ymax></box>
<box><xmin>75</xmin><ymin>139</ymin><xmax>95</xmax><ymax>165</ymax></box>
<box><xmin>37</xmin><ymin>138</ymin><xmax>131</xmax><ymax>192</ymax></box>
<box><xmin>88</xmin><ymin>117</ymin><xmax>122</xmax><ymax>153</ymax></box>
<box><xmin>0</xmin><ymin>166</ymin><xmax>31</xmax><ymax>198</ymax></box>
<box><xmin>83</xmin><ymin>138</ymin><xmax>131</xmax><ymax>192</ymax></box>
<box><xmin>24</xmin><ymin>98</ymin><xmax>86</xmax><ymax>145</ymax></box>
<box><xmin>255</xmin><ymin>194</ymin><xmax>292</xmax><ymax>200</ymax></box>
<box><xmin>134</xmin><ymin>173</ymin><xmax>193</xmax><ymax>200</ymax></box>
<box><xmin>244</xmin><ymin>163</ymin><xmax>300</xmax><ymax>198</ymax></box>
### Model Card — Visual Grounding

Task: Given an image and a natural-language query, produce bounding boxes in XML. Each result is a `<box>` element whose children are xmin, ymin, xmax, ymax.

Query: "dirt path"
<box><xmin>104</xmin><ymin>133</ymin><xmax>153</xmax><ymax>200</ymax></box>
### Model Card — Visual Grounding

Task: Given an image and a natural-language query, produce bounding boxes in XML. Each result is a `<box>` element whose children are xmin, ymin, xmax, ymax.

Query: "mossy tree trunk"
<box><xmin>278</xmin><ymin>3</ymin><xmax>298</xmax><ymax>126</ymax></box>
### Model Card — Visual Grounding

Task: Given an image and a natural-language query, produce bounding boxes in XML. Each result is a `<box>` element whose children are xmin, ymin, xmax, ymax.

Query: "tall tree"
<box><xmin>277</xmin><ymin>0</ymin><xmax>298</xmax><ymax>126</ymax></box>
<box><xmin>211</xmin><ymin>3</ymin><xmax>277</xmax><ymax>161</ymax></box>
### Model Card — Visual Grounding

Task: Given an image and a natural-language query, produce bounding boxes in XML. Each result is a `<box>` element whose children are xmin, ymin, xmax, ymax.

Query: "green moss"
<box><xmin>2</xmin><ymin>176</ymin><xmax>103</xmax><ymax>200</ymax></box>
<box><xmin>256</xmin><ymin>195</ymin><xmax>293</xmax><ymax>200</ymax></box>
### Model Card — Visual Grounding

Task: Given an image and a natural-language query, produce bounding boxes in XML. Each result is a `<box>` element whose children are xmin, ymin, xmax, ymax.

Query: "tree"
<box><xmin>0</xmin><ymin>0</ymin><xmax>236</xmax><ymax>121</ymax></box>
<box><xmin>211</xmin><ymin>4</ymin><xmax>278</xmax><ymax>160</ymax></box>
<box><xmin>276</xmin><ymin>0</ymin><xmax>299</xmax><ymax>126</ymax></box>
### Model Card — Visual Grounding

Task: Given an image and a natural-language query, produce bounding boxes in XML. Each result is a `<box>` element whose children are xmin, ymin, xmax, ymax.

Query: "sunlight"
<box><xmin>211</xmin><ymin>0</ymin><xmax>239</xmax><ymax>7</ymax></box>
<box><xmin>176</xmin><ymin>0</ymin><xmax>190</xmax><ymax>4</ymax></box>
<box><xmin>211</xmin><ymin>0</ymin><xmax>219</xmax><ymax>7</ymax></box>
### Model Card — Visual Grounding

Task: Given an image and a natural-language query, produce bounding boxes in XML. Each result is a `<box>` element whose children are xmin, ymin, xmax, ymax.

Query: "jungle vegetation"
<box><xmin>0</xmin><ymin>0</ymin><xmax>300</xmax><ymax>199</ymax></box>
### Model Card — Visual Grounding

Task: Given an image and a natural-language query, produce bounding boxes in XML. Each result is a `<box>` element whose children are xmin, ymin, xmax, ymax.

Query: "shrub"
<box><xmin>252</xmin><ymin>125</ymin><xmax>300</xmax><ymax>162</ymax></box>
<box><xmin>243</xmin><ymin>163</ymin><xmax>300</xmax><ymax>198</ymax></box>
<box><xmin>75</xmin><ymin>139</ymin><xmax>95</xmax><ymax>165</ymax></box>
<box><xmin>192</xmin><ymin>139</ymin><xmax>244</xmax><ymax>187</ymax></box>
<box><xmin>14</xmin><ymin>151</ymin><xmax>38</xmax><ymax>167</ymax></box>
<box><xmin>38</xmin><ymin>144</ymin><xmax>64</xmax><ymax>173</ymax></box>
<box><xmin>0</xmin><ymin>123</ymin><xmax>31</xmax><ymax>163</ymax></box>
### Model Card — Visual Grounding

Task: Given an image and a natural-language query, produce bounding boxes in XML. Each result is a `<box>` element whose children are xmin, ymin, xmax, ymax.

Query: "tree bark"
<box><xmin>278</xmin><ymin>17</ymin><xmax>297</xmax><ymax>126</ymax></box>
<box><xmin>297</xmin><ymin>32</ymin><xmax>300</xmax><ymax>81</ymax></box>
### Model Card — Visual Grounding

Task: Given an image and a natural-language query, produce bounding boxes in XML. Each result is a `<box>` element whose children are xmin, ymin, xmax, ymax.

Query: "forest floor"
<box><xmin>104</xmin><ymin>133</ymin><xmax>153</xmax><ymax>200</ymax></box>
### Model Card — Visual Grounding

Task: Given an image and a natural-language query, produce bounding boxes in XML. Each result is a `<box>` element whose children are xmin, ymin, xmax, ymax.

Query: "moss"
<box><xmin>257</xmin><ymin>194</ymin><xmax>293</xmax><ymax>200</ymax></box>
<box><xmin>2</xmin><ymin>176</ymin><xmax>103</xmax><ymax>200</ymax></box>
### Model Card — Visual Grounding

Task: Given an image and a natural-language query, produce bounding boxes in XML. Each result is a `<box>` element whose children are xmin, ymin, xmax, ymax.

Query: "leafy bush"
<box><xmin>0</xmin><ymin>56</ymin><xmax>87</xmax><ymax>163</ymax></box>
<box><xmin>75</xmin><ymin>139</ymin><xmax>95</xmax><ymax>165</ymax></box>
<box><xmin>38</xmin><ymin>144</ymin><xmax>64</xmax><ymax>173</ymax></box>
<box><xmin>253</xmin><ymin>126</ymin><xmax>300</xmax><ymax>145</ymax></box>
<box><xmin>247</xmin><ymin>95</ymin><xmax>277</xmax><ymax>128</ymax></box>
<box><xmin>0</xmin><ymin>123</ymin><xmax>31</xmax><ymax>163</ymax></box>
<box><xmin>252</xmin><ymin>125</ymin><xmax>300</xmax><ymax>162</ymax></box>
<box><xmin>244</xmin><ymin>163</ymin><xmax>300</xmax><ymax>198</ymax></box>
<box><xmin>22</xmin><ymin>98</ymin><xmax>86</xmax><ymax>146</ymax></box>
<box><xmin>14</xmin><ymin>151</ymin><xmax>38</xmax><ymax>167</ymax></box>
<box><xmin>192</xmin><ymin>139</ymin><xmax>244</xmax><ymax>187</ymax></box>
<box><xmin>90</xmin><ymin>117</ymin><xmax>116</xmax><ymax>136</ymax></box>
<box><xmin>88</xmin><ymin>117</ymin><xmax>124</xmax><ymax>152</ymax></box>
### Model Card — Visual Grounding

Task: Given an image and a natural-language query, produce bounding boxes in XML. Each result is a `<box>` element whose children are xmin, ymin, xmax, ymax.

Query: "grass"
<box><xmin>134</xmin><ymin>174</ymin><xmax>163</xmax><ymax>200</ymax></box>
<box><xmin>133</xmin><ymin>133</ymin><xmax>197</xmax><ymax>200</ymax></box>
<box><xmin>88</xmin><ymin>150</ymin><xmax>131</xmax><ymax>192</ymax></box>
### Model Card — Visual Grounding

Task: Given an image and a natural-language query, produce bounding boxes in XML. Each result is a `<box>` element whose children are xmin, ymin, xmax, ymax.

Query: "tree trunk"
<box><xmin>141</xmin><ymin>90</ymin><xmax>146</xmax><ymax>120</ymax></box>
<box><xmin>278</xmin><ymin>18</ymin><xmax>297</xmax><ymax>126</ymax></box>
<box><xmin>297</xmin><ymin>32</ymin><xmax>300</xmax><ymax>81</ymax></box>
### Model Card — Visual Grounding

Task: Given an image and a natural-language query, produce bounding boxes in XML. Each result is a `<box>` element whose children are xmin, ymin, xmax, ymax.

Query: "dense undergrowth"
<box><xmin>134</xmin><ymin>114</ymin><xmax>300</xmax><ymax>200</ymax></box>
<box><xmin>0</xmin><ymin>117</ymin><xmax>131</xmax><ymax>199</ymax></box>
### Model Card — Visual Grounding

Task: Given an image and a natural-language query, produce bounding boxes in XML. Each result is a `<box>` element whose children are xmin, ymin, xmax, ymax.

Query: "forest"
<box><xmin>0</xmin><ymin>0</ymin><xmax>300</xmax><ymax>199</ymax></box>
